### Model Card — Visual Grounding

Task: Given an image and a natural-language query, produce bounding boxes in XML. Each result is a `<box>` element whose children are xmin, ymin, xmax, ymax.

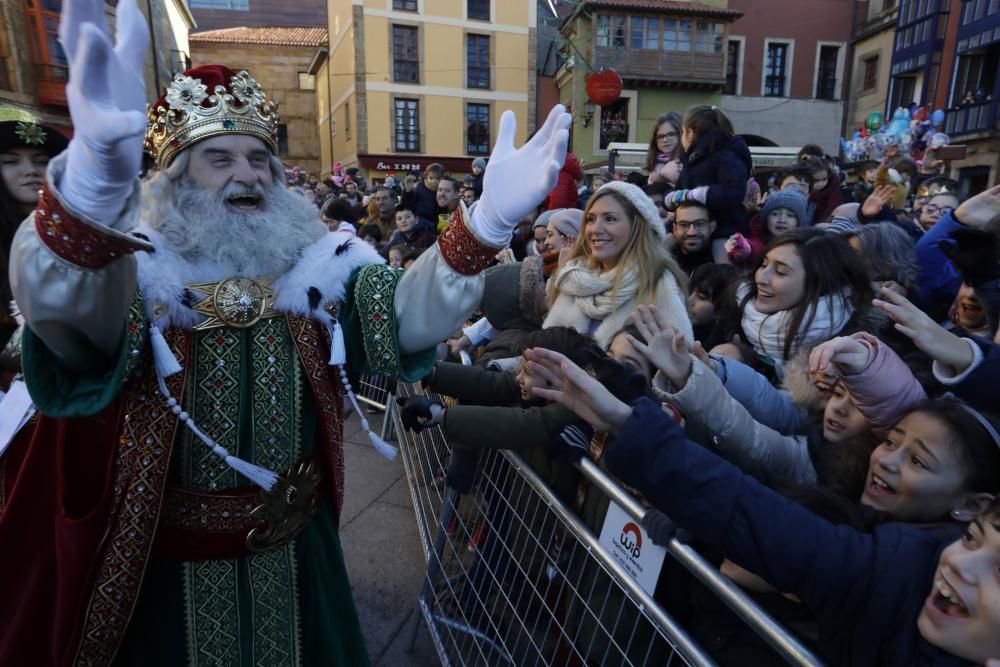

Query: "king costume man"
<box><xmin>0</xmin><ymin>0</ymin><xmax>571</xmax><ymax>664</ymax></box>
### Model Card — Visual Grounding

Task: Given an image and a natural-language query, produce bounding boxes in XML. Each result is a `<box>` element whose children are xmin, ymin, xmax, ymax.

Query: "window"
<box><xmin>890</xmin><ymin>75</ymin><xmax>917</xmax><ymax>110</ymax></box>
<box><xmin>467</xmin><ymin>34</ymin><xmax>490</xmax><ymax>89</ymax></box>
<box><xmin>611</xmin><ymin>16</ymin><xmax>626</xmax><ymax>47</ymax></box>
<box><xmin>596</xmin><ymin>15</ymin><xmax>610</xmax><ymax>47</ymax></box>
<box><xmin>663</xmin><ymin>19</ymin><xmax>692</xmax><ymax>52</ymax></box>
<box><xmin>188</xmin><ymin>0</ymin><xmax>249</xmax><ymax>8</ymax></box>
<box><xmin>862</xmin><ymin>55</ymin><xmax>879</xmax><ymax>90</ymax></box>
<box><xmin>815</xmin><ymin>45</ymin><xmax>840</xmax><ymax>99</ymax></box>
<box><xmin>695</xmin><ymin>22</ymin><xmax>723</xmax><ymax>54</ymax></box>
<box><xmin>724</xmin><ymin>39</ymin><xmax>741</xmax><ymax>94</ymax></box>
<box><xmin>23</xmin><ymin>0</ymin><xmax>68</xmax><ymax>104</ymax></box>
<box><xmin>629</xmin><ymin>17</ymin><xmax>660</xmax><ymax>50</ymax></box>
<box><xmin>344</xmin><ymin>101</ymin><xmax>351</xmax><ymax>138</ymax></box>
<box><xmin>277</xmin><ymin>124</ymin><xmax>289</xmax><ymax>155</ymax></box>
<box><xmin>298</xmin><ymin>72</ymin><xmax>316</xmax><ymax>90</ymax></box>
<box><xmin>953</xmin><ymin>46</ymin><xmax>999</xmax><ymax>106</ymax></box>
<box><xmin>467</xmin><ymin>0</ymin><xmax>489</xmax><ymax>21</ymax></box>
<box><xmin>466</xmin><ymin>103</ymin><xmax>490</xmax><ymax>155</ymax></box>
<box><xmin>394</xmin><ymin>98</ymin><xmax>420</xmax><ymax>152</ymax></box>
<box><xmin>392</xmin><ymin>25</ymin><xmax>419</xmax><ymax>83</ymax></box>
<box><xmin>393</xmin><ymin>0</ymin><xmax>417</xmax><ymax>10</ymax></box>
<box><xmin>764</xmin><ymin>41</ymin><xmax>790</xmax><ymax>97</ymax></box>
<box><xmin>599</xmin><ymin>96</ymin><xmax>630</xmax><ymax>150</ymax></box>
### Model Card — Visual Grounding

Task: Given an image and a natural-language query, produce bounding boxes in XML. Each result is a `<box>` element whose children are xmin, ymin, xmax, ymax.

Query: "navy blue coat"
<box><xmin>946</xmin><ymin>335</ymin><xmax>1000</xmax><ymax>412</ymax></box>
<box><xmin>677</xmin><ymin>130</ymin><xmax>752</xmax><ymax>237</ymax></box>
<box><xmin>605</xmin><ymin>398</ymin><xmax>974</xmax><ymax>666</ymax></box>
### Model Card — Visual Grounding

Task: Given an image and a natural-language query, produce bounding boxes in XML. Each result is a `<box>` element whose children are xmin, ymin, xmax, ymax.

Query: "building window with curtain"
<box><xmin>862</xmin><ymin>55</ymin><xmax>879</xmax><ymax>91</ymax></box>
<box><xmin>394</xmin><ymin>98</ymin><xmax>420</xmax><ymax>152</ymax></box>
<box><xmin>393</xmin><ymin>0</ymin><xmax>417</xmax><ymax>11</ymax></box>
<box><xmin>467</xmin><ymin>34</ymin><xmax>490</xmax><ymax>89</ymax></box>
<box><xmin>815</xmin><ymin>45</ymin><xmax>840</xmax><ymax>99</ymax></box>
<box><xmin>663</xmin><ymin>19</ymin><xmax>692</xmax><ymax>52</ymax></box>
<box><xmin>467</xmin><ymin>0</ymin><xmax>489</xmax><ymax>21</ymax></box>
<box><xmin>629</xmin><ymin>17</ymin><xmax>660</xmax><ymax>50</ymax></box>
<box><xmin>466</xmin><ymin>103</ymin><xmax>490</xmax><ymax>155</ymax></box>
<box><xmin>724</xmin><ymin>40</ymin><xmax>741</xmax><ymax>94</ymax></box>
<box><xmin>764</xmin><ymin>41</ymin><xmax>790</xmax><ymax>97</ymax></box>
<box><xmin>23</xmin><ymin>0</ymin><xmax>69</xmax><ymax>105</ymax></box>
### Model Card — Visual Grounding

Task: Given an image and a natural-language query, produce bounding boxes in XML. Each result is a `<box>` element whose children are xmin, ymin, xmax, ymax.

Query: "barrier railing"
<box><xmin>355</xmin><ymin>373</ymin><xmax>396</xmax><ymax>441</ymax></box>
<box><xmin>394</xmin><ymin>374</ymin><xmax>825</xmax><ymax>667</ymax></box>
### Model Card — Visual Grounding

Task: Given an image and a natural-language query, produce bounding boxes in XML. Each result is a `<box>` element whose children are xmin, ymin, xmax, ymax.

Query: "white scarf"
<box><xmin>739</xmin><ymin>283</ymin><xmax>854</xmax><ymax>375</ymax></box>
<box><xmin>554</xmin><ymin>259</ymin><xmax>640</xmax><ymax>321</ymax></box>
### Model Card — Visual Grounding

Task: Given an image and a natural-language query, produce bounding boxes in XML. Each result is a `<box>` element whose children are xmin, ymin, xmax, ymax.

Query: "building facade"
<box><xmin>722</xmin><ymin>0</ymin><xmax>862</xmax><ymax>156</ymax></box>
<box><xmin>189</xmin><ymin>27</ymin><xmax>328</xmax><ymax>174</ymax></box>
<box><xmin>846</xmin><ymin>0</ymin><xmax>898</xmax><ymax>133</ymax></box>
<box><xmin>0</xmin><ymin>0</ymin><xmax>195</xmax><ymax>131</ymax></box>
<box><xmin>868</xmin><ymin>0</ymin><xmax>1000</xmax><ymax>191</ymax></box>
<box><xmin>315</xmin><ymin>0</ymin><xmax>536</xmax><ymax>181</ymax></box>
<box><xmin>556</xmin><ymin>0</ymin><xmax>742</xmax><ymax>171</ymax></box>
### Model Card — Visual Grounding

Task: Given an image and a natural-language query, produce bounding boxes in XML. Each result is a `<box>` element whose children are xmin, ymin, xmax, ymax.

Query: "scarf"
<box><xmin>738</xmin><ymin>283</ymin><xmax>854</xmax><ymax>376</ymax></box>
<box><xmin>554</xmin><ymin>259</ymin><xmax>641</xmax><ymax>321</ymax></box>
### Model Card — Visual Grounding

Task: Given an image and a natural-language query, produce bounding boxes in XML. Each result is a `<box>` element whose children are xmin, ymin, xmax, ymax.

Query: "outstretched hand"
<box><xmin>809</xmin><ymin>336</ymin><xmax>871</xmax><ymax>375</ymax></box>
<box><xmin>59</xmin><ymin>0</ymin><xmax>150</xmax><ymax>223</ymax></box>
<box><xmin>628</xmin><ymin>305</ymin><xmax>692</xmax><ymax>387</ymax></box>
<box><xmin>954</xmin><ymin>184</ymin><xmax>1000</xmax><ymax>229</ymax></box>
<box><xmin>861</xmin><ymin>184</ymin><xmax>896</xmax><ymax>219</ymax></box>
<box><xmin>524</xmin><ymin>348</ymin><xmax>632</xmax><ymax>434</ymax></box>
<box><xmin>872</xmin><ymin>286</ymin><xmax>974</xmax><ymax>372</ymax></box>
<box><xmin>471</xmin><ymin>106</ymin><xmax>572</xmax><ymax>246</ymax></box>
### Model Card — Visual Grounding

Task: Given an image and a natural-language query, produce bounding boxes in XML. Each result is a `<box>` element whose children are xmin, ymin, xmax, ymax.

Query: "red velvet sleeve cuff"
<box><xmin>34</xmin><ymin>184</ymin><xmax>152</xmax><ymax>269</ymax></box>
<box><xmin>437</xmin><ymin>211</ymin><xmax>499</xmax><ymax>276</ymax></box>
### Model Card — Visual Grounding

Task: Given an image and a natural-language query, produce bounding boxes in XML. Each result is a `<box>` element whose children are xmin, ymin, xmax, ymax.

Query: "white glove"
<box><xmin>470</xmin><ymin>105</ymin><xmax>572</xmax><ymax>247</ymax></box>
<box><xmin>58</xmin><ymin>0</ymin><xmax>149</xmax><ymax>226</ymax></box>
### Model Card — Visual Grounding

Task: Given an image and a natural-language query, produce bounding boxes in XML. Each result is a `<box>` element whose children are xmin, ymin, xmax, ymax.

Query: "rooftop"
<box><xmin>189</xmin><ymin>26</ymin><xmax>328</xmax><ymax>47</ymax></box>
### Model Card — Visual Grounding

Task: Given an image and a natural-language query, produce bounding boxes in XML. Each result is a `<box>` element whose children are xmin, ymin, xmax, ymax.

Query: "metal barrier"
<box><xmin>395</xmin><ymin>378</ymin><xmax>825</xmax><ymax>667</ymax></box>
<box><xmin>354</xmin><ymin>373</ymin><xmax>396</xmax><ymax>441</ymax></box>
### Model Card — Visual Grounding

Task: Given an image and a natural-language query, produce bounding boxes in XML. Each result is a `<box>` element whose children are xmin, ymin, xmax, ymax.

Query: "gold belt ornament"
<box><xmin>189</xmin><ymin>276</ymin><xmax>278</xmax><ymax>330</ymax></box>
<box><xmin>247</xmin><ymin>461</ymin><xmax>322</xmax><ymax>552</ymax></box>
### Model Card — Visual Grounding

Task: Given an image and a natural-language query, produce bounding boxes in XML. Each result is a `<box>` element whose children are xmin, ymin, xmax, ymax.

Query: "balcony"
<box><xmin>945</xmin><ymin>101</ymin><xmax>1000</xmax><ymax>137</ymax></box>
<box><xmin>593</xmin><ymin>45</ymin><xmax>725</xmax><ymax>88</ymax></box>
<box><xmin>34</xmin><ymin>63</ymin><xmax>68</xmax><ymax>108</ymax></box>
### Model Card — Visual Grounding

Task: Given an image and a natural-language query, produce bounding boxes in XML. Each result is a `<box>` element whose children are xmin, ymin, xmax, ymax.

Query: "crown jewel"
<box><xmin>145</xmin><ymin>67</ymin><xmax>279</xmax><ymax>169</ymax></box>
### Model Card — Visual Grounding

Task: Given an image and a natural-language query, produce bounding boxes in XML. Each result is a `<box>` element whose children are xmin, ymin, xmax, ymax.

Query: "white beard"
<box><xmin>137</xmin><ymin>170</ymin><xmax>327</xmax><ymax>278</ymax></box>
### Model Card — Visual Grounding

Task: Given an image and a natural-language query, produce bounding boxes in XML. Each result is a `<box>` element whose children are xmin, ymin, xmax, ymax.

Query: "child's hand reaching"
<box><xmin>628</xmin><ymin>305</ymin><xmax>693</xmax><ymax>388</ymax></box>
<box><xmin>873</xmin><ymin>286</ymin><xmax>975</xmax><ymax>373</ymax></box>
<box><xmin>524</xmin><ymin>348</ymin><xmax>632</xmax><ymax>434</ymax></box>
<box><xmin>809</xmin><ymin>336</ymin><xmax>871</xmax><ymax>375</ymax></box>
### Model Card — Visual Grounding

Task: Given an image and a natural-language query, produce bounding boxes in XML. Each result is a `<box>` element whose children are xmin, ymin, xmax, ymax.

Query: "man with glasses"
<box><xmin>670</xmin><ymin>201</ymin><xmax>718</xmax><ymax>275</ymax></box>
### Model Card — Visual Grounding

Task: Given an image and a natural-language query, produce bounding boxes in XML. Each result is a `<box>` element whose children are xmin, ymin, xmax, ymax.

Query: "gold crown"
<box><xmin>145</xmin><ymin>69</ymin><xmax>280</xmax><ymax>169</ymax></box>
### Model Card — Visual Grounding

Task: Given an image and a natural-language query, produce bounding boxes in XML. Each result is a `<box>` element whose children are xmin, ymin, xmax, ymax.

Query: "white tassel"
<box><xmin>367</xmin><ymin>430</ymin><xmax>398</xmax><ymax>460</ymax></box>
<box><xmin>328</xmin><ymin>319</ymin><xmax>347</xmax><ymax>366</ymax></box>
<box><xmin>149</xmin><ymin>325</ymin><xmax>182</xmax><ymax>377</ymax></box>
<box><xmin>224</xmin><ymin>455</ymin><xmax>280</xmax><ymax>491</ymax></box>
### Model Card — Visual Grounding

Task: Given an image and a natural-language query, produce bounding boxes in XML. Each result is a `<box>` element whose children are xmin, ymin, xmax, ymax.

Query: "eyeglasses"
<box><xmin>656</xmin><ymin>132</ymin><xmax>679</xmax><ymax>141</ymax></box>
<box><xmin>922</xmin><ymin>204</ymin><xmax>955</xmax><ymax>216</ymax></box>
<box><xmin>674</xmin><ymin>220</ymin><xmax>711</xmax><ymax>232</ymax></box>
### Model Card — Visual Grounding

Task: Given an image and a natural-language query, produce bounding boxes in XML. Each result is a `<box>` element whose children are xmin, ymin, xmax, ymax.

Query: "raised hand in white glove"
<box><xmin>59</xmin><ymin>0</ymin><xmax>149</xmax><ymax>226</ymax></box>
<box><xmin>470</xmin><ymin>104</ymin><xmax>572</xmax><ymax>247</ymax></box>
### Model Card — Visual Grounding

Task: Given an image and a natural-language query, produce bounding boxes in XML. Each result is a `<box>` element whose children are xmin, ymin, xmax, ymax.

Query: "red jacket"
<box><xmin>547</xmin><ymin>152</ymin><xmax>582</xmax><ymax>210</ymax></box>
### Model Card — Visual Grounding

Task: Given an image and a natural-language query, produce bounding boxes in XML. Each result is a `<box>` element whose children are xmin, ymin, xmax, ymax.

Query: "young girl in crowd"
<box><xmin>525</xmin><ymin>346</ymin><xmax>1000</xmax><ymax>666</ymax></box>
<box><xmin>727</xmin><ymin>228</ymin><xmax>874</xmax><ymax>380</ymax></box>
<box><xmin>803</xmin><ymin>155</ymin><xmax>844</xmax><ymax>224</ymax></box>
<box><xmin>544</xmin><ymin>181</ymin><xmax>692</xmax><ymax>348</ymax></box>
<box><xmin>669</xmin><ymin>105</ymin><xmax>753</xmax><ymax>261</ymax></box>
<box><xmin>727</xmin><ymin>189</ymin><xmax>809</xmax><ymax>267</ymax></box>
<box><xmin>645</xmin><ymin>111</ymin><xmax>683</xmax><ymax>187</ymax></box>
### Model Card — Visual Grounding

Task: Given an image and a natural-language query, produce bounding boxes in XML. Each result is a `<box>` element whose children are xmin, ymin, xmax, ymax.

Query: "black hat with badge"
<box><xmin>0</xmin><ymin>106</ymin><xmax>70</xmax><ymax>157</ymax></box>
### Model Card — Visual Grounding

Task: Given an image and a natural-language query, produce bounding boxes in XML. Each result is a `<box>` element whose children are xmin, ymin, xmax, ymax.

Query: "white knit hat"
<box><xmin>592</xmin><ymin>181</ymin><xmax>667</xmax><ymax>240</ymax></box>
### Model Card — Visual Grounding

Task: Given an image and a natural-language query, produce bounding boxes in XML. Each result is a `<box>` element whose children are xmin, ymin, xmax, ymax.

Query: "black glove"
<box><xmin>939</xmin><ymin>227</ymin><xmax>1000</xmax><ymax>287</ymax></box>
<box><xmin>641</xmin><ymin>509</ymin><xmax>679</xmax><ymax>548</ymax></box>
<box><xmin>397</xmin><ymin>396</ymin><xmax>445</xmax><ymax>432</ymax></box>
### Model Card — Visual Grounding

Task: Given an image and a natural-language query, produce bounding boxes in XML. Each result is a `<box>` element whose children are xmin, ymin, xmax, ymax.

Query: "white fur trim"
<box><xmin>594</xmin><ymin>181</ymin><xmax>666</xmax><ymax>239</ymax></box>
<box><xmin>134</xmin><ymin>226</ymin><xmax>384</xmax><ymax>329</ymax></box>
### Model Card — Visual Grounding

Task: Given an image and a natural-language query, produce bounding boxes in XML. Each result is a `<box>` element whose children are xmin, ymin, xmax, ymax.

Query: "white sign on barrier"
<box><xmin>598</xmin><ymin>501</ymin><xmax>667</xmax><ymax>596</ymax></box>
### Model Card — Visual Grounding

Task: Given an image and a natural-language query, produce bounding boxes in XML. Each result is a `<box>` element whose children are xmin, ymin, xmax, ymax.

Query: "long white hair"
<box><xmin>137</xmin><ymin>152</ymin><xmax>326</xmax><ymax>277</ymax></box>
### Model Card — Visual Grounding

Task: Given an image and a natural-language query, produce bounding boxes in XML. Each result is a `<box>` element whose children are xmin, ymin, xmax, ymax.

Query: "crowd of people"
<box><xmin>2</xmin><ymin>67</ymin><xmax>1000</xmax><ymax>663</ymax></box>
<box><xmin>392</xmin><ymin>104</ymin><xmax>1000</xmax><ymax>666</ymax></box>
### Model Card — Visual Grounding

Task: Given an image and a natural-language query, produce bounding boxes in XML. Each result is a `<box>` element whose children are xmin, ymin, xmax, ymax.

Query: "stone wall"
<box><xmin>190</xmin><ymin>41</ymin><xmax>323</xmax><ymax>174</ymax></box>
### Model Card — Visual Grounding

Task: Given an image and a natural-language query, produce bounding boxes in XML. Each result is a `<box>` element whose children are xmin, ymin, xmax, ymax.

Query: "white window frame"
<box><xmin>812</xmin><ymin>40</ymin><xmax>846</xmax><ymax>101</ymax></box>
<box><xmin>388</xmin><ymin>0</ymin><xmax>422</xmax><ymax>14</ymax></box>
<box><xmin>761</xmin><ymin>37</ymin><xmax>795</xmax><ymax>98</ymax></box>
<box><xmin>592</xmin><ymin>88</ymin><xmax>638</xmax><ymax>157</ymax></box>
<box><xmin>725</xmin><ymin>35</ymin><xmax>746</xmax><ymax>95</ymax></box>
